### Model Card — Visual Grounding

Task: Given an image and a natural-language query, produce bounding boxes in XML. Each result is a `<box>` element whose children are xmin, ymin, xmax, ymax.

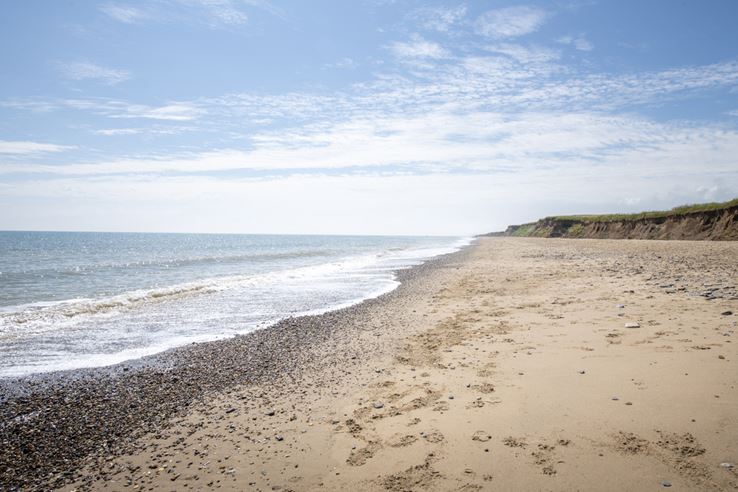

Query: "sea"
<box><xmin>0</xmin><ymin>231</ymin><xmax>471</xmax><ymax>378</ymax></box>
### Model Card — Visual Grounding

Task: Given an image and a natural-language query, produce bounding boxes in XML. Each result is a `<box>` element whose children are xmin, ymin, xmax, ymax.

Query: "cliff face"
<box><xmin>500</xmin><ymin>205</ymin><xmax>738</xmax><ymax>241</ymax></box>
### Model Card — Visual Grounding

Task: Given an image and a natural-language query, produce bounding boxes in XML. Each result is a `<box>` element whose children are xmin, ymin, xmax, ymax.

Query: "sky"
<box><xmin>1</xmin><ymin>1</ymin><xmax>737</xmax><ymax>235</ymax></box>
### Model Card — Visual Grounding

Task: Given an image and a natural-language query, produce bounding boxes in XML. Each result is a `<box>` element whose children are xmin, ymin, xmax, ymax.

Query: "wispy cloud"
<box><xmin>557</xmin><ymin>34</ymin><xmax>594</xmax><ymax>51</ymax></box>
<box><xmin>323</xmin><ymin>57</ymin><xmax>359</xmax><ymax>70</ymax></box>
<box><xmin>184</xmin><ymin>0</ymin><xmax>249</xmax><ymax>26</ymax></box>
<box><xmin>5</xmin><ymin>109</ymin><xmax>738</xmax><ymax>181</ymax></box>
<box><xmin>36</xmin><ymin>99</ymin><xmax>203</xmax><ymax>121</ymax></box>
<box><xmin>100</xmin><ymin>4</ymin><xmax>146</xmax><ymax>23</ymax></box>
<box><xmin>94</xmin><ymin>128</ymin><xmax>143</xmax><ymax>136</ymax></box>
<box><xmin>412</xmin><ymin>5</ymin><xmax>467</xmax><ymax>33</ymax></box>
<box><xmin>57</xmin><ymin>61</ymin><xmax>131</xmax><ymax>85</ymax></box>
<box><xmin>484</xmin><ymin>43</ymin><xmax>560</xmax><ymax>64</ymax></box>
<box><xmin>93</xmin><ymin>125</ymin><xmax>195</xmax><ymax>136</ymax></box>
<box><xmin>111</xmin><ymin>103</ymin><xmax>203</xmax><ymax>121</ymax></box>
<box><xmin>389</xmin><ymin>34</ymin><xmax>449</xmax><ymax>59</ymax></box>
<box><xmin>0</xmin><ymin>140</ymin><xmax>73</xmax><ymax>156</ymax></box>
<box><xmin>100</xmin><ymin>0</ymin><xmax>266</xmax><ymax>27</ymax></box>
<box><xmin>474</xmin><ymin>6</ymin><xmax>548</xmax><ymax>39</ymax></box>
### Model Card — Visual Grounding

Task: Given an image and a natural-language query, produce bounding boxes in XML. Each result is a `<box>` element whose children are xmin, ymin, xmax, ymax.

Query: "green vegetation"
<box><xmin>510</xmin><ymin>223</ymin><xmax>537</xmax><ymax>236</ymax></box>
<box><xmin>567</xmin><ymin>223</ymin><xmax>585</xmax><ymax>237</ymax></box>
<box><xmin>547</xmin><ymin>198</ymin><xmax>738</xmax><ymax>223</ymax></box>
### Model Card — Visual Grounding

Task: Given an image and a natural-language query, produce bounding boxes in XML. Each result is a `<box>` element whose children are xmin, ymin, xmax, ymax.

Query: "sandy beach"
<box><xmin>4</xmin><ymin>237</ymin><xmax>738</xmax><ymax>491</ymax></box>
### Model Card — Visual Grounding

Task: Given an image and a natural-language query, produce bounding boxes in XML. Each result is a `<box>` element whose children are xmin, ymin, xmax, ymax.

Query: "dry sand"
<box><xmin>66</xmin><ymin>237</ymin><xmax>738</xmax><ymax>491</ymax></box>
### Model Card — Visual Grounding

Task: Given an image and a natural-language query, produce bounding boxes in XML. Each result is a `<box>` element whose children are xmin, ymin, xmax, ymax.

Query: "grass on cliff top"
<box><xmin>510</xmin><ymin>223</ymin><xmax>538</xmax><ymax>236</ymax></box>
<box><xmin>547</xmin><ymin>197</ymin><xmax>738</xmax><ymax>223</ymax></box>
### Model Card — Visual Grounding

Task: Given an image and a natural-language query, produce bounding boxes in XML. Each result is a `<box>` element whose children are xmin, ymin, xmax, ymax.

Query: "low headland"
<box><xmin>488</xmin><ymin>198</ymin><xmax>738</xmax><ymax>240</ymax></box>
<box><xmin>1</xmin><ymin>236</ymin><xmax>737</xmax><ymax>491</ymax></box>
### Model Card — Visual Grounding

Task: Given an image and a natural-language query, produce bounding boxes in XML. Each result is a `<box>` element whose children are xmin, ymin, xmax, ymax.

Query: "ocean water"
<box><xmin>0</xmin><ymin>231</ymin><xmax>471</xmax><ymax>378</ymax></box>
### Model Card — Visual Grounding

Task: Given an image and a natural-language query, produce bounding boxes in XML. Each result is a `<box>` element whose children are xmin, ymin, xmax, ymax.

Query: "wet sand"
<box><xmin>4</xmin><ymin>237</ymin><xmax>738</xmax><ymax>491</ymax></box>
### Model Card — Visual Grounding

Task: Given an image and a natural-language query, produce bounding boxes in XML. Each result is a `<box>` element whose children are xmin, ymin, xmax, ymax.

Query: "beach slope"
<box><xmin>58</xmin><ymin>237</ymin><xmax>738</xmax><ymax>490</ymax></box>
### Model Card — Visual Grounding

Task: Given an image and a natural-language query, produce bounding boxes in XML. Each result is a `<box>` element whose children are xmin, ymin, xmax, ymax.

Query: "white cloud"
<box><xmin>112</xmin><ymin>103</ymin><xmax>203</xmax><ymax>121</ymax></box>
<box><xmin>413</xmin><ymin>5</ymin><xmax>467</xmax><ymax>33</ymax></box>
<box><xmin>94</xmin><ymin>128</ymin><xmax>143</xmax><ymax>136</ymax></box>
<box><xmin>58</xmin><ymin>61</ymin><xmax>131</xmax><ymax>85</ymax></box>
<box><xmin>323</xmin><ymin>57</ymin><xmax>358</xmax><ymax>70</ymax></box>
<box><xmin>484</xmin><ymin>43</ymin><xmax>560</xmax><ymax>64</ymax></box>
<box><xmin>475</xmin><ymin>6</ymin><xmax>547</xmax><ymax>39</ymax></box>
<box><xmin>100</xmin><ymin>4</ymin><xmax>146</xmax><ymax>23</ymax></box>
<box><xmin>0</xmin><ymin>140</ymin><xmax>73</xmax><ymax>156</ymax></box>
<box><xmin>5</xmin><ymin>110</ymin><xmax>738</xmax><ymax>183</ymax></box>
<box><xmin>176</xmin><ymin>0</ymin><xmax>248</xmax><ymax>26</ymax></box>
<box><xmin>557</xmin><ymin>34</ymin><xmax>594</xmax><ymax>51</ymax></box>
<box><xmin>100</xmin><ymin>0</ymin><xmax>265</xmax><ymax>27</ymax></box>
<box><xmin>390</xmin><ymin>34</ymin><xmax>449</xmax><ymax>59</ymax></box>
<box><xmin>3</xmin><ymin>160</ymin><xmax>736</xmax><ymax>235</ymax></box>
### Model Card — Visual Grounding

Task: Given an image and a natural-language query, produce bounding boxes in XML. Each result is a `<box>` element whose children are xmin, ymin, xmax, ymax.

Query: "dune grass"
<box><xmin>546</xmin><ymin>198</ymin><xmax>738</xmax><ymax>223</ymax></box>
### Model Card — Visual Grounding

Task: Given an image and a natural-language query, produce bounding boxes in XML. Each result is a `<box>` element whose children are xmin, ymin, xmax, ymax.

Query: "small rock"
<box><xmin>720</xmin><ymin>462</ymin><xmax>734</xmax><ymax>469</ymax></box>
<box><xmin>625</xmin><ymin>402</ymin><xmax>633</xmax><ymax>406</ymax></box>
<box><xmin>612</xmin><ymin>396</ymin><xmax>620</xmax><ymax>401</ymax></box>
<box><xmin>661</xmin><ymin>480</ymin><xmax>672</xmax><ymax>488</ymax></box>
<box><xmin>718</xmin><ymin>355</ymin><xmax>725</xmax><ymax>360</ymax></box>
<box><xmin>578</xmin><ymin>370</ymin><xmax>586</xmax><ymax>374</ymax></box>
<box><xmin>625</xmin><ymin>322</ymin><xmax>640</xmax><ymax>329</ymax></box>
<box><xmin>448</xmin><ymin>395</ymin><xmax>454</xmax><ymax>400</ymax></box>
<box><xmin>616</xmin><ymin>304</ymin><xmax>625</xmax><ymax>309</ymax></box>
<box><xmin>275</xmin><ymin>435</ymin><xmax>284</xmax><ymax>442</ymax></box>
<box><xmin>265</xmin><ymin>410</ymin><xmax>275</xmax><ymax>416</ymax></box>
<box><xmin>373</xmin><ymin>402</ymin><xmax>384</xmax><ymax>409</ymax></box>
<box><xmin>721</xmin><ymin>311</ymin><xmax>733</xmax><ymax>316</ymax></box>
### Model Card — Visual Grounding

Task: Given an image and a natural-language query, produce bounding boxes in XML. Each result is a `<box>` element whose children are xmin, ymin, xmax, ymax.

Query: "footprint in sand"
<box><xmin>347</xmin><ymin>441</ymin><xmax>381</xmax><ymax>466</ymax></box>
<box><xmin>387</xmin><ymin>433</ymin><xmax>419</xmax><ymax>448</ymax></box>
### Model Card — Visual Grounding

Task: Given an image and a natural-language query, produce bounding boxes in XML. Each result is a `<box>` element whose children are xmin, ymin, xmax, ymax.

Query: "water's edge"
<box><xmin>0</xmin><ymin>238</ymin><xmax>477</xmax><ymax>396</ymax></box>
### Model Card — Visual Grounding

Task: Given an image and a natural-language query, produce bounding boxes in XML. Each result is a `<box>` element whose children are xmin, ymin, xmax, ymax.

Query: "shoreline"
<box><xmin>3</xmin><ymin>237</ymin><xmax>738</xmax><ymax>491</ymax></box>
<box><xmin>0</xmin><ymin>235</ymin><xmax>473</xmax><ymax>381</ymax></box>
<box><xmin>0</xmin><ymin>241</ymin><xmax>475</xmax><ymax>491</ymax></box>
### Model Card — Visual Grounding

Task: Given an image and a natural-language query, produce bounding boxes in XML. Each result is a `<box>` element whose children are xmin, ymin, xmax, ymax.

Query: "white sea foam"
<box><xmin>0</xmin><ymin>234</ymin><xmax>474</xmax><ymax>377</ymax></box>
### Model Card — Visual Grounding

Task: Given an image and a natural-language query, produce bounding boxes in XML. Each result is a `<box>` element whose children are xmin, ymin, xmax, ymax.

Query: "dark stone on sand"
<box><xmin>722</xmin><ymin>310</ymin><xmax>733</xmax><ymax>316</ymax></box>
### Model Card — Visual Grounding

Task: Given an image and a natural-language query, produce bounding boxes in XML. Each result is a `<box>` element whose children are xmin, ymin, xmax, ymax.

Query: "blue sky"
<box><xmin>1</xmin><ymin>0</ymin><xmax>737</xmax><ymax>235</ymax></box>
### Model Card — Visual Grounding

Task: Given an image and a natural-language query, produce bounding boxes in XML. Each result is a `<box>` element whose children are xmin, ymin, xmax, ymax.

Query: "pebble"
<box><xmin>616</xmin><ymin>304</ymin><xmax>625</xmax><ymax>309</ymax></box>
<box><xmin>578</xmin><ymin>370</ymin><xmax>586</xmax><ymax>374</ymax></box>
<box><xmin>722</xmin><ymin>311</ymin><xmax>733</xmax><ymax>316</ymax></box>
<box><xmin>720</xmin><ymin>462</ymin><xmax>734</xmax><ymax>469</ymax></box>
<box><xmin>373</xmin><ymin>402</ymin><xmax>384</xmax><ymax>409</ymax></box>
<box><xmin>661</xmin><ymin>480</ymin><xmax>672</xmax><ymax>487</ymax></box>
<box><xmin>275</xmin><ymin>435</ymin><xmax>284</xmax><ymax>442</ymax></box>
<box><xmin>625</xmin><ymin>322</ymin><xmax>640</xmax><ymax>329</ymax></box>
<box><xmin>612</xmin><ymin>396</ymin><xmax>620</xmax><ymax>401</ymax></box>
<box><xmin>448</xmin><ymin>395</ymin><xmax>454</xmax><ymax>400</ymax></box>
